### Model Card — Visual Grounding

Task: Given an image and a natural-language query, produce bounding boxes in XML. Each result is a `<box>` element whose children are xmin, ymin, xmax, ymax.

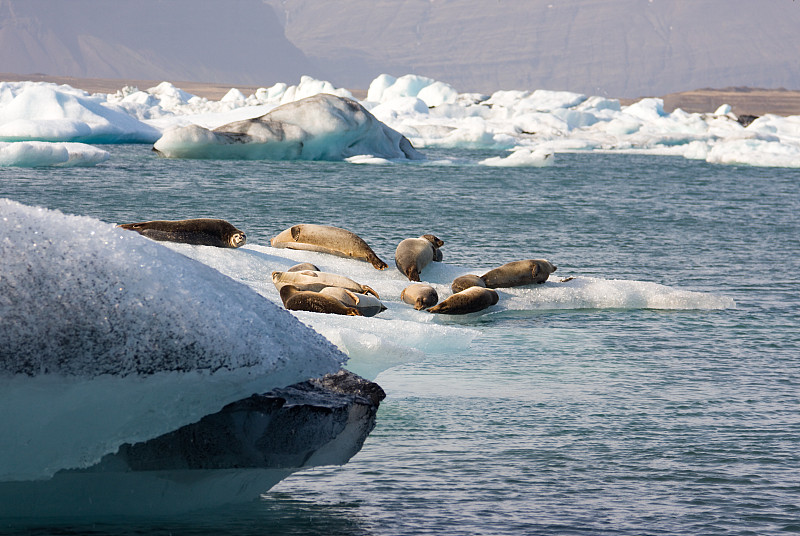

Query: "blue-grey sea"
<box><xmin>1</xmin><ymin>146</ymin><xmax>799</xmax><ymax>535</ymax></box>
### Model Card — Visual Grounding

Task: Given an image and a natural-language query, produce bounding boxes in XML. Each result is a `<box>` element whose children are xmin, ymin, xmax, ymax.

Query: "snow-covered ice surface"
<box><xmin>0</xmin><ymin>199</ymin><xmax>346</xmax><ymax>482</ymax></box>
<box><xmin>1</xmin><ymin>73</ymin><xmax>799</xmax><ymax>167</ymax></box>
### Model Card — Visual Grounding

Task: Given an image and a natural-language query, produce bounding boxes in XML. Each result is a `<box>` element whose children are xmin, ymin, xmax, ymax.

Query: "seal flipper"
<box><xmin>361</xmin><ymin>285</ymin><xmax>380</xmax><ymax>299</ymax></box>
<box><xmin>368</xmin><ymin>252</ymin><xmax>389</xmax><ymax>270</ymax></box>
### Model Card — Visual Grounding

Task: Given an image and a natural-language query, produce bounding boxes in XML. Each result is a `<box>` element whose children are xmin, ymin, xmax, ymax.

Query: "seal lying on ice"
<box><xmin>428</xmin><ymin>286</ymin><xmax>499</xmax><ymax>315</ymax></box>
<box><xmin>480</xmin><ymin>259</ymin><xmax>557</xmax><ymax>288</ymax></box>
<box><xmin>287</xmin><ymin>262</ymin><xmax>320</xmax><ymax>273</ymax></box>
<box><xmin>271</xmin><ymin>224</ymin><xmax>388</xmax><ymax>270</ymax></box>
<box><xmin>400</xmin><ymin>283</ymin><xmax>439</xmax><ymax>310</ymax></box>
<box><xmin>395</xmin><ymin>234</ymin><xmax>444</xmax><ymax>282</ymax></box>
<box><xmin>117</xmin><ymin>218</ymin><xmax>246</xmax><ymax>248</ymax></box>
<box><xmin>271</xmin><ymin>270</ymin><xmax>380</xmax><ymax>298</ymax></box>
<box><xmin>279</xmin><ymin>285</ymin><xmax>362</xmax><ymax>316</ymax></box>
<box><xmin>320</xmin><ymin>287</ymin><xmax>386</xmax><ymax>317</ymax></box>
<box><xmin>450</xmin><ymin>274</ymin><xmax>486</xmax><ymax>294</ymax></box>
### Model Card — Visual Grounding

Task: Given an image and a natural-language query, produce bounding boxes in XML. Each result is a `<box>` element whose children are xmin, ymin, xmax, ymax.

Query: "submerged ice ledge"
<box><xmin>0</xmin><ymin>370</ymin><xmax>385</xmax><ymax>518</ymax></box>
<box><xmin>0</xmin><ymin>199</ymin><xmax>349</xmax><ymax>481</ymax></box>
<box><xmin>1</xmin><ymin>74</ymin><xmax>799</xmax><ymax>167</ymax></box>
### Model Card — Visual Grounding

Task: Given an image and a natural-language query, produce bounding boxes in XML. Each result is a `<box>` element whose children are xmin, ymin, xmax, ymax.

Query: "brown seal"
<box><xmin>480</xmin><ymin>259</ymin><xmax>557</xmax><ymax>288</ymax></box>
<box><xmin>400</xmin><ymin>283</ymin><xmax>439</xmax><ymax>310</ymax></box>
<box><xmin>450</xmin><ymin>274</ymin><xmax>486</xmax><ymax>294</ymax></box>
<box><xmin>271</xmin><ymin>270</ymin><xmax>379</xmax><ymax>298</ymax></box>
<box><xmin>428</xmin><ymin>286</ymin><xmax>499</xmax><ymax>315</ymax></box>
<box><xmin>320</xmin><ymin>287</ymin><xmax>387</xmax><ymax>317</ymax></box>
<box><xmin>271</xmin><ymin>224</ymin><xmax>387</xmax><ymax>270</ymax></box>
<box><xmin>279</xmin><ymin>285</ymin><xmax>362</xmax><ymax>316</ymax></box>
<box><xmin>118</xmin><ymin>218</ymin><xmax>246</xmax><ymax>248</ymax></box>
<box><xmin>394</xmin><ymin>234</ymin><xmax>444</xmax><ymax>281</ymax></box>
<box><xmin>287</xmin><ymin>262</ymin><xmax>320</xmax><ymax>272</ymax></box>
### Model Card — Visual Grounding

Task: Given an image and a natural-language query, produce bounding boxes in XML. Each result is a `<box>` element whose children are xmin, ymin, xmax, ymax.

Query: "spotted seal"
<box><xmin>271</xmin><ymin>224</ymin><xmax>387</xmax><ymax>270</ymax></box>
<box><xmin>287</xmin><ymin>262</ymin><xmax>320</xmax><ymax>273</ymax></box>
<box><xmin>400</xmin><ymin>283</ymin><xmax>439</xmax><ymax>310</ymax></box>
<box><xmin>428</xmin><ymin>286</ymin><xmax>499</xmax><ymax>315</ymax></box>
<box><xmin>118</xmin><ymin>218</ymin><xmax>246</xmax><ymax>248</ymax></box>
<box><xmin>320</xmin><ymin>287</ymin><xmax>386</xmax><ymax>317</ymax></box>
<box><xmin>480</xmin><ymin>259</ymin><xmax>557</xmax><ymax>288</ymax></box>
<box><xmin>278</xmin><ymin>285</ymin><xmax>362</xmax><ymax>316</ymax></box>
<box><xmin>450</xmin><ymin>274</ymin><xmax>486</xmax><ymax>294</ymax></box>
<box><xmin>271</xmin><ymin>270</ymin><xmax>379</xmax><ymax>298</ymax></box>
<box><xmin>394</xmin><ymin>234</ymin><xmax>444</xmax><ymax>282</ymax></box>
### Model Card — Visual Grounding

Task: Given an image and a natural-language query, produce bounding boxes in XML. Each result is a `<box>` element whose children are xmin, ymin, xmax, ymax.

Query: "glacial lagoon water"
<box><xmin>1</xmin><ymin>145</ymin><xmax>799</xmax><ymax>535</ymax></box>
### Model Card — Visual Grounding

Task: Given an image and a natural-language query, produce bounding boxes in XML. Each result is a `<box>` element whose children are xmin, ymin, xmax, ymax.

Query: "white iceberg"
<box><xmin>0</xmin><ymin>82</ymin><xmax>160</xmax><ymax>143</ymax></box>
<box><xmin>0</xmin><ymin>199</ymin><xmax>347</xmax><ymax>482</ymax></box>
<box><xmin>2</xmin><ymin>73</ymin><xmax>799</xmax><ymax>167</ymax></box>
<box><xmin>153</xmin><ymin>93</ymin><xmax>423</xmax><ymax>161</ymax></box>
<box><xmin>0</xmin><ymin>141</ymin><xmax>109</xmax><ymax>167</ymax></box>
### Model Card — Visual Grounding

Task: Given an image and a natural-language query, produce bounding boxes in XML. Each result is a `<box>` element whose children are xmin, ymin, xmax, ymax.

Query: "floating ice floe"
<box><xmin>153</xmin><ymin>93</ymin><xmax>423</xmax><ymax>161</ymax></box>
<box><xmin>0</xmin><ymin>141</ymin><xmax>109</xmax><ymax>167</ymax></box>
<box><xmin>2</xmin><ymin>73</ymin><xmax>799</xmax><ymax>166</ymax></box>
<box><xmin>479</xmin><ymin>147</ymin><xmax>554</xmax><ymax>167</ymax></box>
<box><xmin>0</xmin><ymin>199</ymin><xmax>348</xmax><ymax>482</ymax></box>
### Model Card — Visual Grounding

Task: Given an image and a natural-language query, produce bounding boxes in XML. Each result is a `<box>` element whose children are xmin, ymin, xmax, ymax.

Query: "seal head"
<box><xmin>400</xmin><ymin>283</ymin><xmax>439</xmax><ymax>310</ymax></box>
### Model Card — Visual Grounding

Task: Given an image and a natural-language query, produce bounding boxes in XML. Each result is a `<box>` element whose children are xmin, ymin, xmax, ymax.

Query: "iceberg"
<box><xmin>153</xmin><ymin>93</ymin><xmax>423</xmax><ymax>161</ymax></box>
<box><xmin>0</xmin><ymin>199</ymin><xmax>358</xmax><ymax>484</ymax></box>
<box><xmin>2</xmin><ymin>74</ymin><xmax>799</xmax><ymax>167</ymax></box>
<box><xmin>0</xmin><ymin>141</ymin><xmax>109</xmax><ymax>167</ymax></box>
<box><xmin>0</xmin><ymin>82</ymin><xmax>160</xmax><ymax>143</ymax></box>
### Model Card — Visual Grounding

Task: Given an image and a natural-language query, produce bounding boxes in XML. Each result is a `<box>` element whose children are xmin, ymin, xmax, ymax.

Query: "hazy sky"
<box><xmin>2</xmin><ymin>0</ymin><xmax>800</xmax><ymax>95</ymax></box>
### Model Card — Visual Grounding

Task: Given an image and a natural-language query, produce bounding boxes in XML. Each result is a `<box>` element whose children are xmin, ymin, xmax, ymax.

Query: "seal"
<box><xmin>279</xmin><ymin>285</ymin><xmax>362</xmax><ymax>316</ymax></box>
<box><xmin>271</xmin><ymin>224</ymin><xmax>387</xmax><ymax>270</ymax></box>
<box><xmin>271</xmin><ymin>270</ymin><xmax>379</xmax><ymax>298</ymax></box>
<box><xmin>480</xmin><ymin>259</ymin><xmax>557</xmax><ymax>288</ymax></box>
<box><xmin>428</xmin><ymin>286</ymin><xmax>499</xmax><ymax>315</ymax></box>
<box><xmin>287</xmin><ymin>262</ymin><xmax>320</xmax><ymax>273</ymax></box>
<box><xmin>400</xmin><ymin>283</ymin><xmax>439</xmax><ymax>310</ymax></box>
<box><xmin>394</xmin><ymin>234</ymin><xmax>444</xmax><ymax>282</ymax></box>
<box><xmin>118</xmin><ymin>218</ymin><xmax>246</xmax><ymax>248</ymax></box>
<box><xmin>320</xmin><ymin>287</ymin><xmax>386</xmax><ymax>317</ymax></box>
<box><xmin>450</xmin><ymin>274</ymin><xmax>486</xmax><ymax>294</ymax></box>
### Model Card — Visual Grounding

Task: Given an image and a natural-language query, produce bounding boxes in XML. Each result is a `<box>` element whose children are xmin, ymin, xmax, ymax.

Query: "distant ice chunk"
<box><xmin>714</xmin><ymin>103</ymin><xmax>733</xmax><ymax>115</ymax></box>
<box><xmin>0</xmin><ymin>199</ymin><xmax>346</xmax><ymax>480</ymax></box>
<box><xmin>479</xmin><ymin>147</ymin><xmax>554</xmax><ymax>167</ymax></box>
<box><xmin>153</xmin><ymin>93</ymin><xmax>424</xmax><ymax>161</ymax></box>
<box><xmin>704</xmin><ymin>137</ymin><xmax>800</xmax><ymax>167</ymax></box>
<box><xmin>367</xmin><ymin>74</ymin><xmax>457</xmax><ymax>107</ymax></box>
<box><xmin>0</xmin><ymin>141</ymin><xmax>109</xmax><ymax>167</ymax></box>
<box><xmin>0</xmin><ymin>82</ymin><xmax>160</xmax><ymax>143</ymax></box>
